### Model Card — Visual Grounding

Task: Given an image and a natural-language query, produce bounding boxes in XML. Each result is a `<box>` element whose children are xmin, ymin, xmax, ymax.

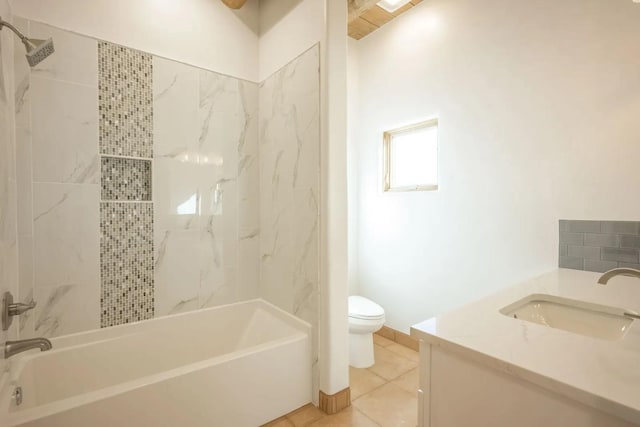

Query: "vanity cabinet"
<box><xmin>415</xmin><ymin>341</ymin><xmax>636</xmax><ymax>427</ymax></box>
<box><xmin>410</xmin><ymin>269</ymin><xmax>640</xmax><ymax>427</ymax></box>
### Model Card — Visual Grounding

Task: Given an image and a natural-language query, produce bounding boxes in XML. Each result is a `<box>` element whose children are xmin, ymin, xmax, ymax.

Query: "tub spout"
<box><xmin>4</xmin><ymin>338</ymin><xmax>52</xmax><ymax>359</ymax></box>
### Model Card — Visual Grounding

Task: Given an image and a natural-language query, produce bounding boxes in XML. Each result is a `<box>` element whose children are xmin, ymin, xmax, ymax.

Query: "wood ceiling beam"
<box><xmin>348</xmin><ymin>0</ymin><xmax>422</xmax><ymax>40</ymax></box>
<box><xmin>221</xmin><ymin>0</ymin><xmax>247</xmax><ymax>9</ymax></box>
<box><xmin>348</xmin><ymin>0</ymin><xmax>381</xmax><ymax>22</ymax></box>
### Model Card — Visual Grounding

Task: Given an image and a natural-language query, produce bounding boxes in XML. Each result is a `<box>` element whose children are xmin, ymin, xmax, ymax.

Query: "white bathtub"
<box><xmin>0</xmin><ymin>299</ymin><xmax>312</xmax><ymax>427</ymax></box>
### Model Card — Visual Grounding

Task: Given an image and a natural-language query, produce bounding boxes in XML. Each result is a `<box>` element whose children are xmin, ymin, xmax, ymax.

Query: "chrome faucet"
<box><xmin>598</xmin><ymin>268</ymin><xmax>640</xmax><ymax>320</ymax></box>
<box><xmin>4</xmin><ymin>338</ymin><xmax>52</xmax><ymax>359</ymax></box>
<box><xmin>597</xmin><ymin>268</ymin><xmax>640</xmax><ymax>285</ymax></box>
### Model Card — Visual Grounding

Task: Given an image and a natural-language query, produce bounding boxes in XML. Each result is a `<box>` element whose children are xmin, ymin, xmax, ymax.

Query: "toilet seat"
<box><xmin>348</xmin><ymin>296</ymin><xmax>385</xmax><ymax>321</ymax></box>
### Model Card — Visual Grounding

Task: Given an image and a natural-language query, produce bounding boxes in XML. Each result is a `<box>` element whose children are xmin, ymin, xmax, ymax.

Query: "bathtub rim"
<box><xmin>50</xmin><ymin>298</ymin><xmax>310</xmax><ymax>349</ymax></box>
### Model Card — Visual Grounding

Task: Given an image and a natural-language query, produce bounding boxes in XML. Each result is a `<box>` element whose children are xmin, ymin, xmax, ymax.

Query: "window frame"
<box><xmin>383</xmin><ymin>118</ymin><xmax>439</xmax><ymax>192</ymax></box>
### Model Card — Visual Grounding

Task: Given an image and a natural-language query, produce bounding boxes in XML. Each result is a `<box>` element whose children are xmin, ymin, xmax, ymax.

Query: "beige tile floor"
<box><xmin>263</xmin><ymin>334</ymin><xmax>418</xmax><ymax>427</ymax></box>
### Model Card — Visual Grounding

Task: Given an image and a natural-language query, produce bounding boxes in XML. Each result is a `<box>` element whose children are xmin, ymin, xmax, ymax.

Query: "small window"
<box><xmin>383</xmin><ymin>118</ymin><xmax>438</xmax><ymax>192</ymax></box>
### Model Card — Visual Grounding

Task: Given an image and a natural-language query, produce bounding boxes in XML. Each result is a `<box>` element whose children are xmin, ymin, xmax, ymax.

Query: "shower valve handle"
<box><xmin>2</xmin><ymin>292</ymin><xmax>37</xmax><ymax>331</ymax></box>
<box><xmin>8</xmin><ymin>301</ymin><xmax>36</xmax><ymax>316</ymax></box>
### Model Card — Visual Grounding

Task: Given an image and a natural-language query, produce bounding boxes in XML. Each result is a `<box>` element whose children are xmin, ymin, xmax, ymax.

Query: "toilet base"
<box><xmin>349</xmin><ymin>332</ymin><xmax>375</xmax><ymax>368</ymax></box>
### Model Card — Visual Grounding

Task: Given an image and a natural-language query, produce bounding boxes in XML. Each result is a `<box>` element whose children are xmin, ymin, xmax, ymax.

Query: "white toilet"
<box><xmin>348</xmin><ymin>295</ymin><xmax>385</xmax><ymax>368</ymax></box>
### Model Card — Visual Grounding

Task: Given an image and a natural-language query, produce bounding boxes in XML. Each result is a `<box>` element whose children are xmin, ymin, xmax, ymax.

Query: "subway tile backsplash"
<box><xmin>559</xmin><ymin>220</ymin><xmax>640</xmax><ymax>272</ymax></box>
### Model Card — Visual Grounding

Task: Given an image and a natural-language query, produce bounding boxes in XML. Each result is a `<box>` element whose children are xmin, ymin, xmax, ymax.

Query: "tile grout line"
<box><xmin>352</xmin><ymin>375</ymin><xmax>387</xmax><ymax>403</ymax></box>
<box><xmin>353</xmin><ymin>406</ymin><xmax>383</xmax><ymax>427</ymax></box>
<box><xmin>353</xmin><ymin>343</ymin><xmax>418</xmax><ymax>425</ymax></box>
<box><xmin>353</xmin><ymin>372</ymin><xmax>418</xmax><ymax>426</ymax></box>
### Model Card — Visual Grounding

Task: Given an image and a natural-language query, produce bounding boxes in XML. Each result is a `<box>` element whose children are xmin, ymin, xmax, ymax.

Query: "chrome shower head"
<box><xmin>0</xmin><ymin>17</ymin><xmax>55</xmax><ymax>67</ymax></box>
<box><xmin>23</xmin><ymin>38</ymin><xmax>55</xmax><ymax>67</ymax></box>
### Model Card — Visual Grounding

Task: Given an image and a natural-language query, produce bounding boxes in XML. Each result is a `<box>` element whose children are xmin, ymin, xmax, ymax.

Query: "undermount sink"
<box><xmin>500</xmin><ymin>294</ymin><xmax>635</xmax><ymax>341</ymax></box>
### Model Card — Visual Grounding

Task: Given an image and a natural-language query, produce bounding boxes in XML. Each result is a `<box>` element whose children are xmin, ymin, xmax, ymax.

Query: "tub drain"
<box><xmin>13</xmin><ymin>386</ymin><xmax>22</xmax><ymax>406</ymax></box>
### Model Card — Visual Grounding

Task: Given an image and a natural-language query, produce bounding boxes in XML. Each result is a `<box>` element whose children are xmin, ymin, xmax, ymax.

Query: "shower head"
<box><xmin>0</xmin><ymin>17</ymin><xmax>55</xmax><ymax>67</ymax></box>
<box><xmin>23</xmin><ymin>38</ymin><xmax>55</xmax><ymax>67</ymax></box>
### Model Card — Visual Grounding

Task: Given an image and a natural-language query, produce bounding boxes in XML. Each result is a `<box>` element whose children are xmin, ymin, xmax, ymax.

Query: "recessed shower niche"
<box><xmin>100</xmin><ymin>156</ymin><xmax>152</xmax><ymax>202</ymax></box>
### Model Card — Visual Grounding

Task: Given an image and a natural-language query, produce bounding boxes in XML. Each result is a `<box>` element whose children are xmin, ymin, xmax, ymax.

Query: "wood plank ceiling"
<box><xmin>348</xmin><ymin>0</ymin><xmax>423</xmax><ymax>40</ymax></box>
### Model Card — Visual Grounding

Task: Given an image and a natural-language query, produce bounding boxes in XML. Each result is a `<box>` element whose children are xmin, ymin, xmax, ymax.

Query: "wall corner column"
<box><xmin>318</xmin><ymin>0</ymin><xmax>350</xmax><ymax>409</ymax></box>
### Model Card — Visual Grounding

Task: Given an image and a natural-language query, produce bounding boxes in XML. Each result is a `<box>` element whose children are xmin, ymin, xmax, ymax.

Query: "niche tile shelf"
<box><xmin>100</xmin><ymin>202</ymin><xmax>154</xmax><ymax>327</ymax></box>
<box><xmin>101</xmin><ymin>156</ymin><xmax>152</xmax><ymax>201</ymax></box>
<box><xmin>98</xmin><ymin>42</ymin><xmax>153</xmax><ymax>158</ymax></box>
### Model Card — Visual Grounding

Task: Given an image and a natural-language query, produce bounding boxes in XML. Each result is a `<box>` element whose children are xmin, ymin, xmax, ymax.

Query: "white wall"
<box><xmin>9</xmin><ymin>0</ymin><xmax>330</xmax><ymax>83</ymax></box>
<box><xmin>258</xmin><ymin>0</ymin><xmax>324</xmax><ymax>80</ymax></box>
<box><xmin>319</xmin><ymin>0</ymin><xmax>349</xmax><ymax>397</ymax></box>
<box><xmin>347</xmin><ymin>37</ymin><xmax>359</xmax><ymax>296</ymax></box>
<box><xmin>9</xmin><ymin>0</ymin><xmax>259</xmax><ymax>81</ymax></box>
<box><xmin>351</xmin><ymin>0</ymin><xmax>640</xmax><ymax>332</ymax></box>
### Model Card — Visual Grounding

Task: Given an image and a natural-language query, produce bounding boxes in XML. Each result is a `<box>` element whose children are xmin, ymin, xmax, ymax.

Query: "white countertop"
<box><xmin>411</xmin><ymin>269</ymin><xmax>640</xmax><ymax>425</ymax></box>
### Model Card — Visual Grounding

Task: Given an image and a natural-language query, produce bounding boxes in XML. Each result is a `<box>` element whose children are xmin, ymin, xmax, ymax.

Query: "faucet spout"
<box><xmin>4</xmin><ymin>338</ymin><xmax>52</xmax><ymax>359</ymax></box>
<box><xmin>597</xmin><ymin>268</ymin><xmax>640</xmax><ymax>285</ymax></box>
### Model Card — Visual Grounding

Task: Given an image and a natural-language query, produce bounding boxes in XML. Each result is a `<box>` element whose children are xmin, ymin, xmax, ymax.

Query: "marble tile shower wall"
<box><xmin>13</xmin><ymin>19</ymin><xmax>260</xmax><ymax>337</ymax></box>
<box><xmin>14</xmin><ymin>18</ymin><xmax>100</xmax><ymax>338</ymax></box>
<box><xmin>1</xmin><ymin>11</ymin><xmax>19</xmax><ymax>375</ymax></box>
<box><xmin>259</xmin><ymin>45</ymin><xmax>321</xmax><ymax>393</ymax></box>
<box><xmin>10</xmin><ymin>21</ymin><xmax>319</xmax><ymax>373</ymax></box>
<box><xmin>153</xmin><ymin>55</ymin><xmax>260</xmax><ymax>315</ymax></box>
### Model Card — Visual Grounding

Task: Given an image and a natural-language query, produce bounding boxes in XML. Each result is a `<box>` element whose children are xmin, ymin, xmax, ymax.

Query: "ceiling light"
<box><xmin>377</xmin><ymin>0</ymin><xmax>412</xmax><ymax>14</ymax></box>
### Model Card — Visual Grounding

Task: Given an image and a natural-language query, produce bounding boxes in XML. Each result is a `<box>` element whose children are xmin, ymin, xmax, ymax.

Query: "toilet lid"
<box><xmin>348</xmin><ymin>296</ymin><xmax>385</xmax><ymax>320</ymax></box>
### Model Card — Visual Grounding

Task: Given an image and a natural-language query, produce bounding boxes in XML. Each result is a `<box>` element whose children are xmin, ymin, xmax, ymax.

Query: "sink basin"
<box><xmin>500</xmin><ymin>294</ymin><xmax>635</xmax><ymax>341</ymax></box>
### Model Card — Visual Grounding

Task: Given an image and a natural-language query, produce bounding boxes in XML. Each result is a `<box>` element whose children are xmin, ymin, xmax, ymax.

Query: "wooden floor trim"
<box><xmin>318</xmin><ymin>387</ymin><xmax>351</xmax><ymax>415</ymax></box>
<box><xmin>376</xmin><ymin>325</ymin><xmax>419</xmax><ymax>351</ymax></box>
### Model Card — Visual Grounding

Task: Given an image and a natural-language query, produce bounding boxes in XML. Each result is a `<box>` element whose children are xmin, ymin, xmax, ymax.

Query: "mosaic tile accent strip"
<box><xmin>101</xmin><ymin>156</ymin><xmax>152</xmax><ymax>201</ymax></box>
<box><xmin>98</xmin><ymin>42</ymin><xmax>153</xmax><ymax>158</ymax></box>
<box><xmin>559</xmin><ymin>220</ymin><xmax>640</xmax><ymax>273</ymax></box>
<box><xmin>100</xmin><ymin>202</ymin><xmax>154</xmax><ymax>327</ymax></box>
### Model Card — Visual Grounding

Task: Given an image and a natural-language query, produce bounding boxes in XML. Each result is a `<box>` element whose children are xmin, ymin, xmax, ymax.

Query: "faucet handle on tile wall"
<box><xmin>2</xmin><ymin>292</ymin><xmax>36</xmax><ymax>331</ymax></box>
<box><xmin>9</xmin><ymin>300</ymin><xmax>36</xmax><ymax>316</ymax></box>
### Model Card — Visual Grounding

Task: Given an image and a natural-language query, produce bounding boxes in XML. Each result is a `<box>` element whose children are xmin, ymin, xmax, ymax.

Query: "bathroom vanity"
<box><xmin>411</xmin><ymin>269</ymin><xmax>640</xmax><ymax>427</ymax></box>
